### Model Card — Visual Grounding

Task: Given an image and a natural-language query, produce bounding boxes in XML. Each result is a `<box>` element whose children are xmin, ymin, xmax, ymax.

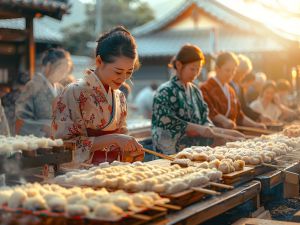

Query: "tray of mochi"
<box><xmin>174</xmin><ymin>135</ymin><xmax>299</xmax><ymax>184</ymax></box>
<box><xmin>0</xmin><ymin>183</ymin><xmax>170</xmax><ymax>225</ymax></box>
<box><xmin>52</xmin><ymin>161</ymin><xmax>231</xmax><ymax>208</ymax></box>
<box><xmin>0</xmin><ymin>135</ymin><xmax>67</xmax><ymax>158</ymax></box>
<box><xmin>0</xmin><ymin>136</ymin><xmax>74</xmax><ymax>174</ymax></box>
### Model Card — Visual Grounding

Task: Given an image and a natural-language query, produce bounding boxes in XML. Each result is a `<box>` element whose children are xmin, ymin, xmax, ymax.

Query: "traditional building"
<box><xmin>132</xmin><ymin>0</ymin><xmax>300</xmax><ymax>95</ymax></box>
<box><xmin>0</xmin><ymin>0</ymin><xmax>70</xmax><ymax>84</ymax></box>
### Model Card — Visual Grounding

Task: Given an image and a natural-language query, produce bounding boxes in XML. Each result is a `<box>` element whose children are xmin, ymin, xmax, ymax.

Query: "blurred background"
<box><xmin>1</xmin><ymin>0</ymin><xmax>300</xmax><ymax>123</ymax></box>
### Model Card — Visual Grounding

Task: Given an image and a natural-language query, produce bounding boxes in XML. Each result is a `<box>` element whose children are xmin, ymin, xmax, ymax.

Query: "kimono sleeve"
<box><xmin>236</xmin><ymin>100</ymin><xmax>245</xmax><ymax>124</ymax></box>
<box><xmin>200</xmin><ymin>85</ymin><xmax>220</xmax><ymax>119</ymax></box>
<box><xmin>197</xmin><ymin>88</ymin><xmax>214</xmax><ymax>127</ymax></box>
<box><xmin>15</xmin><ymin>81</ymin><xmax>48</xmax><ymax>136</ymax></box>
<box><xmin>51</xmin><ymin>84</ymin><xmax>94</xmax><ymax>163</ymax></box>
<box><xmin>152</xmin><ymin>87</ymin><xmax>189</xmax><ymax>141</ymax></box>
<box><xmin>0</xmin><ymin>102</ymin><xmax>10</xmax><ymax>136</ymax></box>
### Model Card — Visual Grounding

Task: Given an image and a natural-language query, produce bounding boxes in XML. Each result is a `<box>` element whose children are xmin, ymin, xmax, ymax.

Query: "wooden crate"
<box><xmin>233</xmin><ymin>218</ymin><xmax>300</xmax><ymax>225</ymax></box>
<box><xmin>222</xmin><ymin>166</ymin><xmax>255</xmax><ymax>186</ymax></box>
<box><xmin>0</xmin><ymin>205</ymin><xmax>167</xmax><ymax>225</ymax></box>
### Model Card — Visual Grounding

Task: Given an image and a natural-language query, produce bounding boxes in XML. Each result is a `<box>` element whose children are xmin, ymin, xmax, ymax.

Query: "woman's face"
<box><xmin>177</xmin><ymin>61</ymin><xmax>202</xmax><ymax>84</ymax></box>
<box><xmin>47</xmin><ymin>57</ymin><xmax>72</xmax><ymax>84</ymax></box>
<box><xmin>96</xmin><ymin>56</ymin><xmax>135</xmax><ymax>90</ymax></box>
<box><xmin>262</xmin><ymin>86</ymin><xmax>275</xmax><ymax>103</ymax></box>
<box><xmin>216</xmin><ymin>60</ymin><xmax>237</xmax><ymax>84</ymax></box>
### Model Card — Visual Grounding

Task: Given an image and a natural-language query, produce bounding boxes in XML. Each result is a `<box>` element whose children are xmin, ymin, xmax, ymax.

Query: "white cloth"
<box><xmin>250</xmin><ymin>98</ymin><xmax>282</xmax><ymax>121</ymax></box>
<box><xmin>134</xmin><ymin>86</ymin><xmax>155</xmax><ymax>119</ymax></box>
<box><xmin>213</xmin><ymin>77</ymin><xmax>231</xmax><ymax>117</ymax></box>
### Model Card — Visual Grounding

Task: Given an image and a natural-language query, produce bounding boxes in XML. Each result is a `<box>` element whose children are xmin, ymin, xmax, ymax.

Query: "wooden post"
<box><xmin>26</xmin><ymin>17</ymin><xmax>35</xmax><ymax>79</ymax></box>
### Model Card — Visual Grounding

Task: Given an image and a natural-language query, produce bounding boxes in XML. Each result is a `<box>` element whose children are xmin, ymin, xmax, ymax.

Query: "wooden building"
<box><xmin>0</xmin><ymin>0</ymin><xmax>70</xmax><ymax>85</ymax></box>
<box><xmin>132</xmin><ymin>0</ymin><xmax>300</xmax><ymax>95</ymax></box>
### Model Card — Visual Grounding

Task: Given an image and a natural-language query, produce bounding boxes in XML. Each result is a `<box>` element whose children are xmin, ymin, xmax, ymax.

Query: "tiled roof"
<box><xmin>0</xmin><ymin>0</ymin><xmax>70</xmax><ymax>20</ymax></box>
<box><xmin>136</xmin><ymin>29</ymin><xmax>285</xmax><ymax>57</ymax></box>
<box><xmin>133</xmin><ymin>0</ymin><xmax>259</xmax><ymax>37</ymax></box>
<box><xmin>0</xmin><ymin>18</ymin><xmax>63</xmax><ymax>43</ymax></box>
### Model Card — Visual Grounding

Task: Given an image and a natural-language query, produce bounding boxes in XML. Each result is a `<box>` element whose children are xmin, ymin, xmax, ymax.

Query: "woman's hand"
<box><xmin>196</xmin><ymin>126</ymin><xmax>215</xmax><ymax>138</ymax></box>
<box><xmin>259</xmin><ymin>115</ymin><xmax>272</xmax><ymax>123</ymax></box>
<box><xmin>253</xmin><ymin>122</ymin><xmax>267</xmax><ymax>129</ymax></box>
<box><xmin>221</xmin><ymin>128</ymin><xmax>245</xmax><ymax>138</ymax></box>
<box><xmin>93</xmin><ymin>134</ymin><xmax>143</xmax><ymax>153</ymax></box>
<box><xmin>113</xmin><ymin>134</ymin><xmax>143</xmax><ymax>152</ymax></box>
<box><xmin>222</xmin><ymin>119</ymin><xmax>236</xmax><ymax>129</ymax></box>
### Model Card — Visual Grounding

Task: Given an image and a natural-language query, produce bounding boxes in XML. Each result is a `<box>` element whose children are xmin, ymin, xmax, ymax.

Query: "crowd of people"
<box><xmin>0</xmin><ymin>26</ymin><xmax>299</xmax><ymax>163</ymax></box>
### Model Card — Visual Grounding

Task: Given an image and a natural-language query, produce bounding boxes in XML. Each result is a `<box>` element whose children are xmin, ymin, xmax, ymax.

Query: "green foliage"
<box><xmin>62</xmin><ymin>0</ymin><xmax>154</xmax><ymax>55</ymax></box>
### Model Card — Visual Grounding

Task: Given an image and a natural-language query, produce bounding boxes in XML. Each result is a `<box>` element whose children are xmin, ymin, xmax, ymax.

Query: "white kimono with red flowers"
<box><xmin>52</xmin><ymin>70</ymin><xmax>127</xmax><ymax>163</ymax></box>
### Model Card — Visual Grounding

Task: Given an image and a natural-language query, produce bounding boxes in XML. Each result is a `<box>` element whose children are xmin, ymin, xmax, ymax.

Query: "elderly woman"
<box><xmin>15</xmin><ymin>48</ymin><xmax>72</xmax><ymax>137</ymax></box>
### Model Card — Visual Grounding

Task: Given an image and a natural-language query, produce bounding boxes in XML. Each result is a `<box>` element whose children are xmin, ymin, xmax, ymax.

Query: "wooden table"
<box><xmin>166</xmin><ymin>181</ymin><xmax>261</xmax><ymax>225</ymax></box>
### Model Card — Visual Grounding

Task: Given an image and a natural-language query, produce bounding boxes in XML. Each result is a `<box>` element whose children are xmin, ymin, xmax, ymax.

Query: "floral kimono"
<box><xmin>0</xmin><ymin>99</ymin><xmax>10</xmax><ymax>136</ymax></box>
<box><xmin>15</xmin><ymin>73</ymin><xmax>63</xmax><ymax>137</ymax></box>
<box><xmin>52</xmin><ymin>70</ymin><xmax>127</xmax><ymax>163</ymax></box>
<box><xmin>152</xmin><ymin>76</ymin><xmax>213</xmax><ymax>155</ymax></box>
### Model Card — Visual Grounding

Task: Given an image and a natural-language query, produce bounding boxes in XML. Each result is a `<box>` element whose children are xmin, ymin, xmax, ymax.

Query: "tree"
<box><xmin>62</xmin><ymin>0</ymin><xmax>154</xmax><ymax>55</ymax></box>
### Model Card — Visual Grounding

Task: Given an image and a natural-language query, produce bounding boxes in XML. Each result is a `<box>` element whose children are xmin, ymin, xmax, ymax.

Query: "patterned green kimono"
<box><xmin>152</xmin><ymin>76</ymin><xmax>213</xmax><ymax>155</ymax></box>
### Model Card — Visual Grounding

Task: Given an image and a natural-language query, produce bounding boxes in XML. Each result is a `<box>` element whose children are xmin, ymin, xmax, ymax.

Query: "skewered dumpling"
<box><xmin>165</xmin><ymin>180</ymin><xmax>188</xmax><ymax>194</ymax></box>
<box><xmin>176</xmin><ymin>151</ymin><xmax>193</xmax><ymax>160</ymax></box>
<box><xmin>0</xmin><ymin>191</ymin><xmax>12</xmax><ymax>206</ymax></box>
<box><xmin>23</xmin><ymin>196</ymin><xmax>48</xmax><ymax>211</ymax></box>
<box><xmin>8</xmin><ymin>190</ymin><xmax>27</xmax><ymax>209</ymax></box>
<box><xmin>47</xmin><ymin>196</ymin><xmax>67</xmax><ymax>212</ymax></box>
<box><xmin>93</xmin><ymin>203</ymin><xmax>124</xmax><ymax>221</ymax></box>
<box><xmin>110</xmin><ymin>195</ymin><xmax>135</xmax><ymax>211</ymax></box>
<box><xmin>192</xmin><ymin>152</ymin><xmax>208</xmax><ymax>161</ymax></box>
<box><xmin>66</xmin><ymin>204</ymin><xmax>89</xmax><ymax>217</ymax></box>
<box><xmin>233</xmin><ymin>160</ymin><xmax>245</xmax><ymax>171</ymax></box>
<box><xmin>208</xmin><ymin>159</ymin><xmax>220</xmax><ymax>169</ymax></box>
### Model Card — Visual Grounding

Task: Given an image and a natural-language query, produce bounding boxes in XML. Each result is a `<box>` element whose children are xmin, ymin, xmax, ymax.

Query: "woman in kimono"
<box><xmin>52</xmin><ymin>26</ymin><xmax>144</xmax><ymax>164</ymax></box>
<box><xmin>15</xmin><ymin>48</ymin><xmax>72</xmax><ymax>137</ymax></box>
<box><xmin>200</xmin><ymin>52</ymin><xmax>265</xmax><ymax>129</ymax></box>
<box><xmin>0</xmin><ymin>84</ymin><xmax>10</xmax><ymax>136</ymax></box>
<box><xmin>152</xmin><ymin>44</ymin><xmax>244</xmax><ymax>155</ymax></box>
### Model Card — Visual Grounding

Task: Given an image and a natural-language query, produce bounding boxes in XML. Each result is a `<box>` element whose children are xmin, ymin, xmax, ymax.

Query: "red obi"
<box><xmin>86</xmin><ymin>128</ymin><xmax>122</xmax><ymax>165</ymax></box>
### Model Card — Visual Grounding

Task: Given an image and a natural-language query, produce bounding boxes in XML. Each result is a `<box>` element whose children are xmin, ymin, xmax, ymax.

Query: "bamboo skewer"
<box><xmin>155</xmin><ymin>203</ymin><xmax>182</xmax><ymax>211</ymax></box>
<box><xmin>209</xmin><ymin>182</ymin><xmax>234</xmax><ymax>190</ymax></box>
<box><xmin>262</xmin><ymin>163</ymin><xmax>285</xmax><ymax>170</ymax></box>
<box><xmin>143</xmin><ymin>148</ymin><xmax>175</xmax><ymax>161</ymax></box>
<box><xmin>211</xmin><ymin>130</ymin><xmax>244</xmax><ymax>141</ymax></box>
<box><xmin>129</xmin><ymin>214</ymin><xmax>152</xmax><ymax>220</ymax></box>
<box><xmin>148</xmin><ymin>205</ymin><xmax>167</xmax><ymax>212</ymax></box>
<box><xmin>191</xmin><ymin>187</ymin><xmax>221</xmax><ymax>195</ymax></box>
<box><xmin>235</xmin><ymin>126</ymin><xmax>275</xmax><ymax>135</ymax></box>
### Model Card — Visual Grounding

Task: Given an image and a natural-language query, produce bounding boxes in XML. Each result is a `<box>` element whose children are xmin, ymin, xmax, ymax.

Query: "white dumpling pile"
<box><xmin>54</xmin><ymin>161</ymin><xmax>222</xmax><ymax>194</ymax></box>
<box><xmin>175</xmin><ymin>133</ymin><xmax>299</xmax><ymax>169</ymax></box>
<box><xmin>0</xmin><ymin>135</ymin><xmax>64</xmax><ymax>154</ymax></box>
<box><xmin>0</xmin><ymin>183</ymin><xmax>167</xmax><ymax>221</ymax></box>
<box><xmin>283</xmin><ymin>125</ymin><xmax>300</xmax><ymax>138</ymax></box>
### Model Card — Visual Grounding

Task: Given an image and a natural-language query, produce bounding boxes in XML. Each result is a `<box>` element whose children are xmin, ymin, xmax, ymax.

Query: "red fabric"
<box><xmin>86</xmin><ymin>128</ymin><xmax>122</xmax><ymax>164</ymax></box>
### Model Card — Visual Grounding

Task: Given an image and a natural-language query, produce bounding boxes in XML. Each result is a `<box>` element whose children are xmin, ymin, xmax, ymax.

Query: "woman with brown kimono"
<box><xmin>52</xmin><ymin>26</ymin><xmax>144</xmax><ymax>164</ymax></box>
<box><xmin>200</xmin><ymin>52</ymin><xmax>265</xmax><ymax>129</ymax></box>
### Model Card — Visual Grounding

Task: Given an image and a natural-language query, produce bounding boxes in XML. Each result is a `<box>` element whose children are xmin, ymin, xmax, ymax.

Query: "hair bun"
<box><xmin>111</xmin><ymin>26</ymin><xmax>130</xmax><ymax>35</ymax></box>
<box><xmin>97</xmin><ymin>26</ymin><xmax>130</xmax><ymax>43</ymax></box>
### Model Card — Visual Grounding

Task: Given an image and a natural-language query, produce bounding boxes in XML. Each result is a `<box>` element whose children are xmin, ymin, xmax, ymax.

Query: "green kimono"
<box><xmin>152</xmin><ymin>76</ymin><xmax>213</xmax><ymax>155</ymax></box>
